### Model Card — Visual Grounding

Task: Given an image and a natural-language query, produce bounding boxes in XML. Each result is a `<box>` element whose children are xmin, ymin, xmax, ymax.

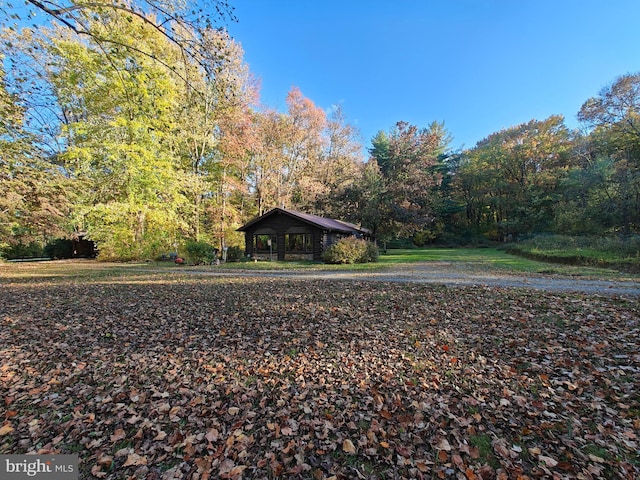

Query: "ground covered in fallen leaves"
<box><xmin>1</xmin><ymin>268</ymin><xmax>639</xmax><ymax>479</ymax></box>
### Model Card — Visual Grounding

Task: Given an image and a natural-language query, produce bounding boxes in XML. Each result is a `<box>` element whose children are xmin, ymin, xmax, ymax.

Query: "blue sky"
<box><xmin>226</xmin><ymin>1</ymin><xmax>640</xmax><ymax>152</ymax></box>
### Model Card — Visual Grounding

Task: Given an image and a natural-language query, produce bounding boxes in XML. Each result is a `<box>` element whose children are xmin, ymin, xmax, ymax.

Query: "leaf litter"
<box><xmin>0</xmin><ymin>271</ymin><xmax>638</xmax><ymax>479</ymax></box>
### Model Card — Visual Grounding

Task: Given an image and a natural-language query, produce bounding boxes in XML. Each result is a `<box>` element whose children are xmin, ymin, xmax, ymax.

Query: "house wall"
<box><xmin>72</xmin><ymin>238</ymin><xmax>97</xmax><ymax>258</ymax></box>
<box><xmin>243</xmin><ymin>211</ymin><xmax>325</xmax><ymax>261</ymax></box>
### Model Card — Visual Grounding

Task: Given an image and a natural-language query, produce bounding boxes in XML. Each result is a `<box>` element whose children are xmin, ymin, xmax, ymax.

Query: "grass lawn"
<box><xmin>215</xmin><ymin>248</ymin><xmax>532</xmax><ymax>271</ymax></box>
<box><xmin>377</xmin><ymin>248</ymin><xmax>541</xmax><ymax>269</ymax></box>
<box><xmin>5</xmin><ymin>246</ymin><xmax>632</xmax><ymax>280</ymax></box>
<box><xmin>191</xmin><ymin>247</ymin><xmax>640</xmax><ymax>281</ymax></box>
<box><xmin>378</xmin><ymin>248</ymin><xmax>640</xmax><ymax>279</ymax></box>
<box><xmin>1</xmin><ymin>261</ymin><xmax>639</xmax><ymax>479</ymax></box>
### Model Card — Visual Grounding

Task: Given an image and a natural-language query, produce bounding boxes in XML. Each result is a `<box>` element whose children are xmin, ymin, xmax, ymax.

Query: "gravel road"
<box><xmin>190</xmin><ymin>262</ymin><xmax>640</xmax><ymax>297</ymax></box>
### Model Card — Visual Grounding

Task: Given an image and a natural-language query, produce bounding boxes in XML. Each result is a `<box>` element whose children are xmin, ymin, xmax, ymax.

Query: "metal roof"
<box><xmin>237</xmin><ymin>208</ymin><xmax>370</xmax><ymax>235</ymax></box>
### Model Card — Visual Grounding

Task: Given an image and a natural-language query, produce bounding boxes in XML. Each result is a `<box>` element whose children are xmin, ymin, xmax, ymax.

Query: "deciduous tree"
<box><xmin>293</xmin><ymin>105</ymin><xmax>363</xmax><ymax>216</ymax></box>
<box><xmin>2</xmin><ymin>0</ymin><xmax>235</xmax><ymax>86</ymax></box>
<box><xmin>368</xmin><ymin>121</ymin><xmax>450</xmax><ymax>240</ymax></box>
<box><xmin>44</xmin><ymin>12</ymin><xmax>190</xmax><ymax>259</ymax></box>
<box><xmin>0</xmin><ymin>59</ymin><xmax>70</xmax><ymax>253</ymax></box>
<box><xmin>247</xmin><ymin>87</ymin><xmax>328</xmax><ymax>215</ymax></box>
<box><xmin>171</xmin><ymin>29</ymin><xmax>256</xmax><ymax>248</ymax></box>
<box><xmin>578</xmin><ymin>72</ymin><xmax>640</xmax><ymax>143</ymax></box>
<box><xmin>453</xmin><ymin>116</ymin><xmax>572</xmax><ymax>238</ymax></box>
<box><xmin>577</xmin><ymin>73</ymin><xmax>640</xmax><ymax>233</ymax></box>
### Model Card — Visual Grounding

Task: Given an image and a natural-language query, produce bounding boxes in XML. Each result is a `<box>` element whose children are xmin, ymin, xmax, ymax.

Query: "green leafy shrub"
<box><xmin>0</xmin><ymin>242</ymin><xmax>44</xmax><ymax>260</ymax></box>
<box><xmin>225</xmin><ymin>246</ymin><xmax>244</xmax><ymax>262</ymax></box>
<box><xmin>184</xmin><ymin>240</ymin><xmax>218</xmax><ymax>265</ymax></box>
<box><xmin>323</xmin><ymin>237</ymin><xmax>378</xmax><ymax>264</ymax></box>
<box><xmin>413</xmin><ymin>223</ymin><xmax>444</xmax><ymax>246</ymax></box>
<box><xmin>413</xmin><ymin>230</ymin><xmax>436</xmax><ymax>247</ymax></box>
<box><xmin>364</xmin><ymin>240</ymin><xmax>379</xmax><ymax>263</ymax></box>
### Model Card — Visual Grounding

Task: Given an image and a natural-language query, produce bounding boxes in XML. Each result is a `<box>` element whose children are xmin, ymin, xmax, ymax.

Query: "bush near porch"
<box><xmin>323</xmin><ymin>237</ymin><xmax>379</xmax><ymax>264</ymax></box>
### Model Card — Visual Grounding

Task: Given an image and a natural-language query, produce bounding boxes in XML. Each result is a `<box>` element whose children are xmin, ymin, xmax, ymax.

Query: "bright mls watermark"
<box><xmin>1</xmin><ymin>455</ymin><xmax>78</xmax><ymax>479</ymax></box>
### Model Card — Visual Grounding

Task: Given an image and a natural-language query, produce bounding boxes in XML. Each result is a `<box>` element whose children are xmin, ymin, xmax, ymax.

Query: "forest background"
<box><xmin>1</xmin><ymin>1</ymin><xmax>640</xmax><ymax>261</ymax></box>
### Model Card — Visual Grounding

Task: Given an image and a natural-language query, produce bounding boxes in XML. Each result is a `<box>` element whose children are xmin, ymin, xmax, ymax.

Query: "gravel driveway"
<box><xmin>193</xmin><ymin>262</ymin><xmax>640</xmax><ymax>297</ymax></box>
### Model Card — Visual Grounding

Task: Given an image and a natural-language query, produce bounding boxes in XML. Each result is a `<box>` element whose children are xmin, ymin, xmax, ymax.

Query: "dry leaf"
<box><xmin>539</xmin><ymin>455</ymin><xmax>558</xmax><ymax>467</ymax></box>
<box><xmin>97</xmin><ymin>455</ymin><xmax>113</xmax><ymax>468</ymax></box>
<box><xmin>90</xmin><ymin>465</ymin><xmax>107</xmax><ymax>478</ymax></box>
<box><xmin>110</xmin><ymin>428</ymin><xmax>126</xmax><ymax>442</ymax></box>
<box><xmin>0</xmin><ymin>423</ymin><xmax>14</xmax><ymax>436</ymax></box>
<box><xmin>436</xmin><ymin>438</ymin><xmax>452</xmax><ymax>451</ymax></box>
<box><xmin>342</xmin><ymin>438</ymin><xmax>356</xmax><ymax>454</ymax></box>
<box><xmin>205</xmin><ymin>428</ymin><xmax>219</xmax><ymax>442</ymax></box>
<box><xmin>437</xmin><ymin>449</ymin><xmax>448</xmax><ymax>462</ymax></box>
<box><xmin>122</xmin><ymin>453</ymin><xmax>147</xmax><ymax>467</ymax></box>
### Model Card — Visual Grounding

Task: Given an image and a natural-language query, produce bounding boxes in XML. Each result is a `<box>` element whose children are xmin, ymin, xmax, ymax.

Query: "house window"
<box><xmin>286</xmin><ymin>233</ymin><xmax>312</xmax><ymax>252</ymax></box>
<box><xmin>253</xmin><ymin>234</ymin><xmax>275</xmax><ymax>252</ymax></box>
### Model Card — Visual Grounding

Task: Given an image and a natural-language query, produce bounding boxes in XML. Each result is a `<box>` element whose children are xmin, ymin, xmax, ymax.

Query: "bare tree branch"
<box><xmin>21</xmin><ymin>0</ymin><xmax>236</xmax><ymax>81</ymax></box>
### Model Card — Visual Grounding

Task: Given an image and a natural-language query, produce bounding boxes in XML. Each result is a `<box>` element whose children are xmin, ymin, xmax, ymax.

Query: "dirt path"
<box><xmin>186</xmin><ymin>262</ymin><xmax>640</xmax><ymax>297</ymax></box>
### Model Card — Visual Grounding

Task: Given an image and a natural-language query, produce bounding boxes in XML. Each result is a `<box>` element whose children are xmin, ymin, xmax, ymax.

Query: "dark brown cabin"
<box><xmin>237</xmin><ymin>208</ymin><xmax>371</xmax><ymax>261</ymax></box>
<box><xmin>72</xmin><ymin>231</ymin><xmax>97</xmax><ymax>258</ymax></box>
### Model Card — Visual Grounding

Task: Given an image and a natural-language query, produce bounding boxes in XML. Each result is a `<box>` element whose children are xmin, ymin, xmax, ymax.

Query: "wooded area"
<box><xmin>1</xmin><ymin>1</ymin><xmax>639</xmax><ymax>260</ymax></box>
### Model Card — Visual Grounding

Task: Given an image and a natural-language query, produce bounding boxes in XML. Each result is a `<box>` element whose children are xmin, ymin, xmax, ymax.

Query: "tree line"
<box><xmin>344</xmin><ymin>74</ymin><xmax>640</xmax><ymax>247</ymax></box>
<box><xmin>1</xmin><ymin>2</ymin><xmax>639</xmax><ymax>260</ymax></box>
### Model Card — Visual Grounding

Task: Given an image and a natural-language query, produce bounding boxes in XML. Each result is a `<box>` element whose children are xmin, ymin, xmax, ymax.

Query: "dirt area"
<box><xmin>191</xmin><ymin>262</ymin><xmax>640</xmax><ymax>297</ymax></box>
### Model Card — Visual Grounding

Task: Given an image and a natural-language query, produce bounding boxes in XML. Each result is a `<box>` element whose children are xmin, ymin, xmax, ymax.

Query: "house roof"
<box><xmin>237</xmin><ymin>208</ymin><xmax>370</xmax><ymax>235</ymax></box>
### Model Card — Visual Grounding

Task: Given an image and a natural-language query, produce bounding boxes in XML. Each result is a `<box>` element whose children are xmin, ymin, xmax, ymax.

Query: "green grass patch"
<box><xmin>469</xmin><ymin>434</ymin><xmax>500</xmax><ymax>469</ymax></box>
<box><xmin>378</xmin><ymin>247</ymin><xmax>524</xmax><ymax>266</ymax></box>
<box><xmin>376</xmin><ymin>247</ymin><xmax>638</xmax><ymax>278</ymax></box>
<box><xmin>214</xmin><ymin>246</ymin><xmax>620</xmax><ymax>276</ymax></box>
<box><xmin>506</xmin><ymin>235</ymin><xmax>640</xmax><ymax>273</ymax></box>
<box><xmin>582</xmin><ymin>444</ymin><xmax>616</xmax><ymax>475</ymax></box>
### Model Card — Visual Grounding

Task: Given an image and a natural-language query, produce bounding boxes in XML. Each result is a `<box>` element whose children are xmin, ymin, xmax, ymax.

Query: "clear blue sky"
<box><xmin>226</xmin><ymin>0</ymin><xmax>640</xmax><ymax>152</ymax></box>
